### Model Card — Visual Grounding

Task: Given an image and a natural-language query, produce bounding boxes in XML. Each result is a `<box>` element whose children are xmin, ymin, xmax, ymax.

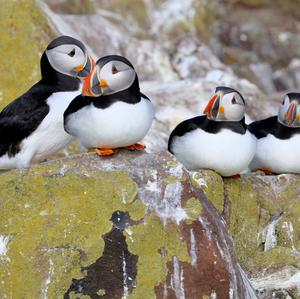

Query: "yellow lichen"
<box><xmin>126</xmin><ymin>213</ymin><xmax>191</xmax><ymax>299</ymax></box>
<box><xmin>0</xmin><ymin>0</ymin><xmax>53</xmax><ymax>110</ymax></box>
<box><xmin>0</xmin><ymin>166</ymin><xmax>145</xmax><ymax>298</ymax></box>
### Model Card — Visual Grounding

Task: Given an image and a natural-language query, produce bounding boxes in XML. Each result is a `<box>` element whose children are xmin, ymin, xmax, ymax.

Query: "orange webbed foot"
<box><xmin>89</xmin><ymin>148</ymin><xmax>117</xmax><ymax>156</ymax></box>
<box><xmin>259</xmin><ymin>168</ymin><xmax>274</xmax><ymax>175</ymax></box>
<box><xmin>229</xmin><ymin>174</ymin><xmax>241</xmax><ymax>179</ymax></box>
<box><xmin>124</xmin><ymin>143</ymin><xmax>146</xmax><ymax>151</ymax></box>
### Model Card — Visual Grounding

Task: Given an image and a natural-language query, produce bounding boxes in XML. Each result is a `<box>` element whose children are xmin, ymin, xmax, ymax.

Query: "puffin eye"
<box><xmin>231</xmin><ymin>97</ymin><xmax>237</xmax><ymax>104</ymax></box>
<box><xmin>68</xmin><ymin>48</ymin><xmax>76</xmax><ymax>57</ymax></box>
<box><xmin>112</xmin><ymin>65</ymin><xmax>119</xmax><ymax>74</ymax></box>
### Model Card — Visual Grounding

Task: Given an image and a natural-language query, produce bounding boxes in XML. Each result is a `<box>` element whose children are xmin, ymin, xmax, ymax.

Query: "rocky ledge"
<box><xmin>0</xmin><ymin>151</ymin><xmax>299</xmax><ymax>298</ymax></box>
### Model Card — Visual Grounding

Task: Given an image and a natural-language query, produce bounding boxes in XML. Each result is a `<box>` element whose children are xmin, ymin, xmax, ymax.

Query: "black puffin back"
<box><xmin>249</xmin><ymin>116</ymin><xmax>300</xmax><ymax>139</ymax></box>
<box><xmin>168</xmin><ymin>116</ymin><xmax>248</xmax><ymax>153</ymax></box>
<box><xmin>0</xmin><ymin>48</ymin><xmax>80</xmax><ymax>158</ymax></box>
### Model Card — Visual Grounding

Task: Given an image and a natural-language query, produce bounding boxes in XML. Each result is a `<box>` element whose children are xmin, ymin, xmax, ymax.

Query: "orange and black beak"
<box><xmin>284</xmin><ymin>102</ymin><xmax>298</xmax><ymax>126</ymax></box>
<box><xmin>203</xmin><ymin>93</ymin><xmax>221</xmax><ymax>120</ymax></box>
<box><xmin>81</xmin><ymin>65</ymin><xmax>108</xmax><ymax>97</ymax></box>
<box><xmin>74</xmin><ymin>53</ymin><xmax>95</xmax><ymax>80</ymax></box>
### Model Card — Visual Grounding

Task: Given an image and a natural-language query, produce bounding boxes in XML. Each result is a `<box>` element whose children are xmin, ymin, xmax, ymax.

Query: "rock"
<box><xmin>249</xmin><ymin>63</ymin><xmax>276</xmax><ymax>94</ymax></box>
<box><xmin>196</xmin><ymin>172</ymin><xmax>300</xmax><ymax>297</ymax></box>
<box><xmin>273</xmin><ymin>69</ymin><xmax>295</xmax><ymax>92</ymax></box>
<box><xmin>0</xmin><ymin>151</ymin><xmax>256</xmax><ymax>298</ymax></box>
<box><xmin>0</xmin><ymin>0</ymin><xmax>53</xmax><ymax>110</ymax></box>
<box><xmin>171</xmin><ymin>34</ymin><xmax>233</xmax><ymax>80</ymax></box>
<box><xmin>288</xmin><ymin>59</ymin><xmax>300</xmax><ymax>90</ymax></box>
<box><xmin>212</xmin><ymin>2</ymin><xmax>300</xmax><ymax>94</ymax></box>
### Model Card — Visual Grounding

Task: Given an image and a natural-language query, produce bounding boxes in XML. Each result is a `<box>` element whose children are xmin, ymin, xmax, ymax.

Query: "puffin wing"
<box><xmin>248</xmin><ymin>116</ymin><xmax>277</xmax><ymax>139</ymax></box>
<box><xmin>0</xmin><ymin>83</ymin><xmax>51</xmax><ymax>156</ymax></box>
<box><xmin>168</xmin><ymin>116</ymin><xmax>206</xmax><ymax>152</ymax></box>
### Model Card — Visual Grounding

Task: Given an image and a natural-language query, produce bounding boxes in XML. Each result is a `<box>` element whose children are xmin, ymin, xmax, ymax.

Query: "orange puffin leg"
<box><xmin>229</xmin><ymin>174</ymin><xmax>241</xmax><ymax>179</ymax></box>
<box><xmin>124</xmin><ymin>143</ymin><xmax>146</xmax><ymax>151</ymax></box>
<box><xmin>88</xmin><ymin>147</ymin><xmax>117</xmax><ymax>156</ymax></box>
<box><xmin>259</xmin><ymin>168</ymin><xmax>274</xmax><ymax>175</ymax></box>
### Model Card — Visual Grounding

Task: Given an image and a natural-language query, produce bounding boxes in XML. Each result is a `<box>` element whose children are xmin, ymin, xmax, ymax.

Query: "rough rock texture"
<box><xmin>193</xmin><ymin>170</ymin><xmax>300</xmax><ymax>298</ymax></box>
<box><xmin>0</xmin><ymin>151</ymin><xmax>256</xmax><ymax>298</ymax></box>
<box><xmin>0</xmin><ymin>0</ymin><xmax>54</xmax><ymax>110</ymax></box>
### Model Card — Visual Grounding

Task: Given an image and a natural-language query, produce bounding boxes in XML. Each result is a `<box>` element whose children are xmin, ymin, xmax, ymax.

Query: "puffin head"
<box><xmin>45</xmin><ymin>35</ymin><xmax>95</xmax><ymax>79</ymax></box>
<box><xmin>203</xmin><ymin>86</ymin><xmax>245</xmax><ymax>122</ymax></box>
<box><xmin>278</xmin><ymin>93</ymin><xmax>300</xmax><ymax>128</ymax></box>
<box><xmin>81</xmin><ymin>55</ymin><xmax>137</xmax><ymax>97</ymax></box>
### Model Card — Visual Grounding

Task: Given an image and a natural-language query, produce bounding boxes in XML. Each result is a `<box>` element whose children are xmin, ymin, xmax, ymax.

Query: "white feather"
<box><xmin>171</xmin><ymin>128</ymin><xmax>257</xmax><ymax>176</ymax></box>
<box><xmin>250</xmin><ymin>134</ymin><xmax>300</xmax><ymax>174</ymax></box>
<box><xmin>66</xmin><ymin>97</ymin><xmax>155</xmax><ymax>148</ymax></box>
<box><xmin>0</xmin><ymin>90</ymin><xmax>79</xmax><ymax>169</ymax></box>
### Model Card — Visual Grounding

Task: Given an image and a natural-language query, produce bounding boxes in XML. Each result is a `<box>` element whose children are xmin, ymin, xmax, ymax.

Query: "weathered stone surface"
<box><xmin>0</xmin><ymin>151</ymin><xmax>255</xmax><ymax>298</ymax></box>
<box><xmin>0</xmin><ymin>0</ymin><xmax>53</xmax><ymax>110</ymax></box>
<box><xmin>192</xmin><ymin>171</ymin><xmax>300</xmax><ymax>298</ymax></box>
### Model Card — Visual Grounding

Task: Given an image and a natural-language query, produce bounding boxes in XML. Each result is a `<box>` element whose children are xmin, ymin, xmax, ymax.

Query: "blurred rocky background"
<box><xmin>0</xmin><ymin>0</ymin><xmax>300</xmax><ymax>298</ymax></box>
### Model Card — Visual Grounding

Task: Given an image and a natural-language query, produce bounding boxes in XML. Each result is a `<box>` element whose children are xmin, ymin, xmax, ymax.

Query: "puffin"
<box><xmin>249</xmin><ymin>92</ymin><xmax>300</xmax><ymax>174</ymax></box>
<box><xmin>64</xmin><ymin>55</ymin><xmax>155</xmax><ymax>156</ymax></box>
<box><xmin>168</xmin><ymin>86</ymin><xmax>257</xmax><ymax>177</ymax></box>
<box><xmin>0</xmin><ymin>35</ymin><xmax>94</xmax><ymax>169</ymax></box>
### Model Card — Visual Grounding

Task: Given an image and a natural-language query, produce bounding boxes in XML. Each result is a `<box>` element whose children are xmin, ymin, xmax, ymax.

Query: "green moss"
<box><xmin>193</xmin><ymin>1</ymin><xmax>215</xmax><ymax>41</ymax></box>
<box><xmin>96</xmin><ymin>0</ymin><xmax>149</xmax><ymax>30</ymax></box>
<box><xmin>289</xmin><ymin>288</ymin><xmax>300</xmax><ymax>299</ymax></box>
<box><xmin>191</xmin><ymin>170</ymin><xmax>224</xmax><ymax>213</ymax></box>
<box><xmin>163</xmin><ymin>175</ymin><xmax>180</xmax><ymax>185</ymax></box>
<box><xmin>252</xmin><ymin>247</ymin><xmax>300</xmax><ymax>272</ymax></box>
<box><xmin>0</xmin><ymin>0</ymin><xmax>52</xmax><ymax>110</ymax></box>
<box><xmin>0</xmin><ymin>166</ymin><xmax>145</xmax><ymax>298</ymax></box>
<box><xmin>224</xmin><ymin>178</ymin><xmax>262</xmax><ymax>268</ymax></box>
<box><xmin>126</xmin><ymin>213</ymin><xmax>191</xmax><ymax>299</ymax></box>
<box><xmin>184</xmin><ymin>197</ymin><xmax>203</xmax><ymax>223</ymax></box>
<box><xmin>225</xmin><ymin>175</ymin><xmax>300</xmax><ymax>273</ymax></box>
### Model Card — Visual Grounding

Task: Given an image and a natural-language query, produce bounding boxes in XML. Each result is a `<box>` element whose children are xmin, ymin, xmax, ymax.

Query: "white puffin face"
<box><xmin>97</xmin><ymin>60</ymin><xmax>136</xmax><ymax>95</ymax></box>
<box><xmin>278</xmin><ymin>94</ymin><xmax>300</xmax><ymax>127</ymax></box>
<box><xmin>46</xmin><ymin>44</ymin><xmax>91</xmax><ymax>78</ymax></box>
<box><xmin>204</xmin><ymin>88</ymin><xmax>245</xmax><ymax>122</ymax></box>
<box><xmin>82</xmin><ymin>58</ymin><xmax>136</xmax><ymax>97</ymax></box>
<box><xmin>220</xmin><ymin>92</ymin><xmax>245</xmax><ymax>121</ymax></box>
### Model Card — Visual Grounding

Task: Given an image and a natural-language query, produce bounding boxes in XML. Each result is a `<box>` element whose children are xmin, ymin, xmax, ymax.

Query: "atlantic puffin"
<box><xmin>0</xmin><ymin>36</ymin><xmax>94</xmax><ymax>169</ymax></box>
<box><xmin>168</xmin><ymin>86</ymin><xmax>256</xmax><ymax>177</ymax></box>
<box><xmin>64</xmin><ymin>55</ymin><xmax>155</xmax><ymax>156</ymax></box>
<box><xmin>249</xmin><ymin>92</ymin><xmax>300</xmax><ymax>174</ymax></box>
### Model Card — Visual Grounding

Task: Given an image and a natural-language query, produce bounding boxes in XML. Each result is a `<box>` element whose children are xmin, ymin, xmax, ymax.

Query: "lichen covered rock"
<box><xmin>0</xmin><ymin>0</ymin><xmax>53</xmax><ymax>110</ymax></box>
<box><xmin>0</xmin><ymin>151</ymin><xmax>254</xmax><ymax>298</ymax></box>
<box><xmin>192</xmin><ymin>171</ymin><xmax>300</xmax><ymax>298</ymax></box>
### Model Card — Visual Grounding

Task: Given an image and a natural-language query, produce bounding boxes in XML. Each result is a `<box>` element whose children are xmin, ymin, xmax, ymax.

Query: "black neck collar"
<box><xmin>90</xmin><ymin>76</ymin><xmax>141</xmax><ymax>109</ymax></box>
<box><xmin>275</xmin><ymin>121</ymin><xmax>300</xmax><ymax>139</ymax></box>
<box><xmin>203</xmin><ymin>117</ymin><xmax>247</xmax><ymax>135</ymax></box>
<box><xmin>40</xmin><ymin>52</ymin><xmax>80</xmax><ymax>92</ymax></box>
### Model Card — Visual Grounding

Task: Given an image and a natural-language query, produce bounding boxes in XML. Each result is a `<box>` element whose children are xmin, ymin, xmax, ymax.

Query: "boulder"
<box><xmin>0</xmin><ymin>151</ymin><xmax>256</xmax><ymax>298</ymax></box>
<box><xmin>0</xmin><ymin>0</ymin><xmax>53</xmax><ymax>110</ymax></box>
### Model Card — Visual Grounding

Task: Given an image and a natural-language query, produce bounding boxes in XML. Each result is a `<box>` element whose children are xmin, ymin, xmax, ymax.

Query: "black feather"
<box><xmin>248</xmin><ymin>116</ymin><xmax>300</xmax><ymax>139</ymax></box>
<box><xmin>168</xmin><ymin>116</ymin><xmax>247</xmax><ymax>153</ymax></box>
<box><xmin>0</xmin><ymin>53</ymin><xmax>80</xmax><ymax>158</ymax></box>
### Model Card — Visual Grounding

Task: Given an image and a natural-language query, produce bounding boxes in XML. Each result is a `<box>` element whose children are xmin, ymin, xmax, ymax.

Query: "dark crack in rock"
<box><xmin>64</xmin><ymin>211</ymin><xmax>138</xmax><ymax>299</ymax></box>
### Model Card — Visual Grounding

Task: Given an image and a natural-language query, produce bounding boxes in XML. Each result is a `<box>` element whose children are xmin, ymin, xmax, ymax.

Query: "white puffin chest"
<box><xmin>252</xmin><ymin>134</ymin><xmax>300</xmax><ymax>173</ymax></box>
<box><xmin>22</xmin><ymin>90</ymin><xmax>79</xmax><ymax>162</ymax></box>
<box><xmin>0</xmin><ymin>89</ymin><xmax>79</xmax><ymax>169</ymax></box>
<box><xmin>171</xmin><ymin>128</ymin><xmax>257</xmax><ymax>176</ymax></box>
<box><xmin>68</xmin><ymin>97</ymin><xmax>155</xmax><ymax>148</ymax></box>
